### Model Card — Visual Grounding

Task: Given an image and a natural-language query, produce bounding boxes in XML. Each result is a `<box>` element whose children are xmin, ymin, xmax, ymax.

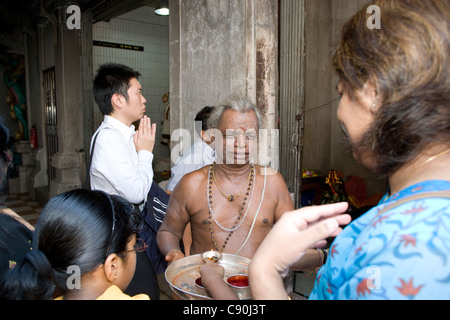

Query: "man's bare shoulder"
<box><xmin>183</xmin><ymin>165</ymin><xmax>210</xmax><ymax>182</ymax></box>
<box><xmin>169</xmin><ymin>165</ymin><xmax>210</xmax><ymax>216</ymax></box>
<box><xmin>172</xmin><ymin>165</ymin><xmax>210</xmax><ymax>195</ymax></box>
<box><xmin>255</xmin><ymin>164</ymin><xmax>292</xmax><ymax>205</ymax></box>
<box><xmin>254</xmin><ymin>165</ymin><xmax>284</xmax><ymax>181</ymax></box>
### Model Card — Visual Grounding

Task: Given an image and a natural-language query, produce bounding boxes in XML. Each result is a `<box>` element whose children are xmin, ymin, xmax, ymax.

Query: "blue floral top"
<box><xmin>309</xmin><ymin>180</ymin><xmax>450</xmax><ymax>300</ymax></box>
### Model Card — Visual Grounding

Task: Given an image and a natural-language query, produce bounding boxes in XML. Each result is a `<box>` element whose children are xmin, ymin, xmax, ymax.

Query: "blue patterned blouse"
<box><xmin>309</xmin><ymin>180</ymin><xmax>450</xmax><ymax>300</ymax></box>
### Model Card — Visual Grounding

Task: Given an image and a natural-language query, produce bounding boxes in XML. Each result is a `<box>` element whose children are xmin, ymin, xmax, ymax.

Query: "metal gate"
<box><xmin>279</xmin><ymin>0</ymin><xmax>306</xmax><ymax>208</ymax></box>
<box><xmin>43</xmin><ymin>68</ymin><xmax>58</xmax><ymax>182</ymax></box>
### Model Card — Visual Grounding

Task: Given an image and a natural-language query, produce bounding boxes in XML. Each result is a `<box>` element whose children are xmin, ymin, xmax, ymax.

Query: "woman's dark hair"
<box><xmin>0</xmin><ymin>189</ymin><xmax>143</xmax><ymax>300</ymax></box>
<box><xmin>93</xmin><ymin>63</ymin><xmax>142</xmax><ymax>116</ymax></box>
<box><xmin>333</xmin><ymin>0</ymin><xmax>450</xmax><ymax>174</ymax></box>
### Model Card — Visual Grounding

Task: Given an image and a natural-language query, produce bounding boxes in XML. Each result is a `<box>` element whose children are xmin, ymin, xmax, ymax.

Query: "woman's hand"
<box><xmin>199</xmin><ymin>261</ymin><xmax>225</xmax><ymax>287</ymax></box>
<box><xmin>249</xmin><ymin>202</ymin><xmax>351</xmax><ymax>300</ymax></box>
<box><xmin>199</xmin><ymin>261</ymin><xmax>238</xmax><ymax>300</ymax></box>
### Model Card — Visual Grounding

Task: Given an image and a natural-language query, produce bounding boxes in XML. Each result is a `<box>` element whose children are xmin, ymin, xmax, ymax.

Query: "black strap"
<box><xmin>84</xmin><ymin>131</ymin><xmax>101</xmax><ymax>189</ymax></box>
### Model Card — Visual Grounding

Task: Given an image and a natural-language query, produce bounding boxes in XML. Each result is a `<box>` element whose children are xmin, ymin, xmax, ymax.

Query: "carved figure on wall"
<box><xmin>2</xmin><ymin>54</ymin><xmax>28</xmax><ymax>141</ymax></box>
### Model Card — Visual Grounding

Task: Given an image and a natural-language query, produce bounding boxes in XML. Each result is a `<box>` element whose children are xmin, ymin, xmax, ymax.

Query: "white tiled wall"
<box><xmin>93</xmin><ymin>6</ymin><xmax>170</xmax><ymax>162</ymax></box>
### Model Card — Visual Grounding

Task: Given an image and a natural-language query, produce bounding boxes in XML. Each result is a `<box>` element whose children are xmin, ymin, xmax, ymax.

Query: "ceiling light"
<box><xmin>155</xmin><ymin>0</ymin><xmax>169</xmax><ymax>16</ymax></box>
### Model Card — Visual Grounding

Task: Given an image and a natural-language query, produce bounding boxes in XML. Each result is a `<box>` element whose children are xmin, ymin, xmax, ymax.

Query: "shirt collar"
<box><xmin>197</xmin><ymin>139</ymin><xmax>216</xmax><ymax>158</ymax></box>
<box><xmin>104</xmin><ymin>115</ymin><xmax>136</xmax><ymax>139</ymax></box>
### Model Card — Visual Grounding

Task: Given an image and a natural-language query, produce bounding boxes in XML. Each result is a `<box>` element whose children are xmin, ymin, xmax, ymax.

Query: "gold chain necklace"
<box><xmin>391</xmin><ymin>148</ymin><xmax>450</xmax><ymax>195</ymax></box>
<box><xmin>207</xmin><ymin>164</ymin><xmax>255</xmax><ymax>252</ymax></box>
<box><xmin>212</xmin><ymin>162</ymin><xmax>253</xmax><ymax>201</ymax></box>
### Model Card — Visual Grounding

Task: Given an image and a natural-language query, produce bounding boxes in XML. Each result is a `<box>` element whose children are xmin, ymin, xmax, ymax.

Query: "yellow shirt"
<box><xmin>55</xmin><ymin>285</ymin><xmax>150</xmax><ymax>300</ymax></box>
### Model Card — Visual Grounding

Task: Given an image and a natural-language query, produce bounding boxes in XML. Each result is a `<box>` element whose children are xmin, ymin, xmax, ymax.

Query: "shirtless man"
<box><xmin>157</xmin><ymin>99</ymin><xmax>294</xmax><ymax>262</ymax></box>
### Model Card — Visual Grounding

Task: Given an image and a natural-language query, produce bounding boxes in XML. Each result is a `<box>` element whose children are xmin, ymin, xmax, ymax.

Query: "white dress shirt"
<box><xmin>90</xmin><ymin>116</ymin><xmax>154</xmax><ymax>205</ymax></box>
<box><xmin>166</xmin><ymin>139</ymin><xmax>216</xmax><ymax>192</ymax></box>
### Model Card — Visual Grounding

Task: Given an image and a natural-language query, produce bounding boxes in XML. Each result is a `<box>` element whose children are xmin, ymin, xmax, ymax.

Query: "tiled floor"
<box><xmin>1</xmin><ymin>193</ymin><xmax>43</xmax><ymax>226</ymax></box>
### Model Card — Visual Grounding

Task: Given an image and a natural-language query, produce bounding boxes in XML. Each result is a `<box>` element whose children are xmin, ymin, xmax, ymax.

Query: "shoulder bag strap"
<box><xmin>372</xmin><ymin>190</ymin><xmax>450</xmax><ymax>221</ymax></box>
<box><xmin>84</xmin><ymin>130</ymin><xmax>102</xmax><ymax>189</ymax></box>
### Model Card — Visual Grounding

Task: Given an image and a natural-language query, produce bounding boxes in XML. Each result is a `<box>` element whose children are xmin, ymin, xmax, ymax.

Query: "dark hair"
<box><xmin>0</xmin><ymin>214</ymin><xmax>33</xmax><ymax>276</ymax></box>
<box><xmin>0</xmin><ymin>189</ymin><xmax>143</xmax><ymax>300</ymax></box>
<box><xmin>333</xmin><ymin>0</ymin><xmax>450</xmax><ymax>174</ymax></box>
<box><xmin>195</xmin><ymin>106</ymin><xmax>215</xmax><ymax>133</ymax></box>
<box><xmin>93</xmin><ymin>63</ymin><xmax>142</xmax><ymax>116</ymax></box>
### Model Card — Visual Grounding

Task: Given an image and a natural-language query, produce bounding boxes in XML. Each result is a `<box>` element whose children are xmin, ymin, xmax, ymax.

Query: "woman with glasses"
<box><xmin>0</xmin><ymin>189</ymin><xmax>150</xmax><ymax>300</ymax></box>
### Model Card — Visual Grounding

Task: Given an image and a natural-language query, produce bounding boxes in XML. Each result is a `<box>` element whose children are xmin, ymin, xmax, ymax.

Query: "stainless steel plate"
<box><xmin>165</xmin><ymin>253</ymin><xmax>252</xmax><ymax>300</ymax></box>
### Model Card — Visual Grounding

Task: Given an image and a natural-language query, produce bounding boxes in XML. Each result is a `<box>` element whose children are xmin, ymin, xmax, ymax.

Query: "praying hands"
<box><xmin>134</xmin><ymin>115</ymin><xmax>156</xmax><ymax>153</ymax></box>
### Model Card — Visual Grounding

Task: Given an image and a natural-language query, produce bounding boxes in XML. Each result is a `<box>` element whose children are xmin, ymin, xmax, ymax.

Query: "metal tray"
<box><xmin>165</xmin><ymin>253</ymin><xmax>252</xmax><ymax>300</ymax></box>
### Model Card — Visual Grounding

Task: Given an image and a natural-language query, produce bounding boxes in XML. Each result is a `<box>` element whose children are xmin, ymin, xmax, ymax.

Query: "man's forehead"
<box><xmin>219</xmin><ymin>109</ymin><xmax>258</xmax><ymax>130</ymax></box>
<box><xmin>129</xmin><ymin>78</ymin><xmax>142</xmax><ymax>89</ymax></box>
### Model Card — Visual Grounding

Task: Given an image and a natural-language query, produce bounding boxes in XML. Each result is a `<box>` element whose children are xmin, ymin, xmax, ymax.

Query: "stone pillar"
<box><xmin>27</xmin><ymin>147</ymin><xmax>48</xmax><ymax>200</ymax></box>
<box><xmin>169</xmin><ymin>0</ymin><xmax>278</xmax><ymax>163</ymax></box>
<box><xmin>48</xmin><ymin>11</ymin><xmax>84</xmax><ymax>197</ymax></box>
<box><xmin>8</xmin><ymin>141</ymin><xmax>34</xmax><ymax>194</ymax></box>
<box><xmin>50</xmin><ymin>151</ymin><xmax>83</xmax><ymax>196</ymax></box>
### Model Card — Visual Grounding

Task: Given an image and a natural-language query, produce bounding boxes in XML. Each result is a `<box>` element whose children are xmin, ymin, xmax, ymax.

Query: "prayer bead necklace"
<box><xmin>207</xmin><ymin>164</ymin><xmax>255</xmax><ymax>252</ymax></box>
<box><xmin>212</xmin><ymin>162</ymin><xmax>253</xmax><ymax>201</ymax></box>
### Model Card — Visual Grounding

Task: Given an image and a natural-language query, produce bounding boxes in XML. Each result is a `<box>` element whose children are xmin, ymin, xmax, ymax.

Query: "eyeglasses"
<box><xmin>102</xmin><ymin>193</ymin><xmax>148</xmax><ymax>262</ymax></box>
<box><xmin>116</xmin><ymin>238</ymin><xmax>148</xmax><ymax>256</ymax></box>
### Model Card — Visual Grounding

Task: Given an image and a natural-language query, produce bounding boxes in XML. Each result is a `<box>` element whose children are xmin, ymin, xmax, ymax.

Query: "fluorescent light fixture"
<box><xmin>155</xmin><ymin>0</ymin><xmax>169</xmax><ymax>16</ymax></box>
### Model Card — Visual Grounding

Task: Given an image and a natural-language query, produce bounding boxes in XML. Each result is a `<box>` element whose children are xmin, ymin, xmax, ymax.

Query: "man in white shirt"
<box><xmin>90</xmin><ymin>63</ymin><xmax>159</xmax><ymax>299</ymax></box>
<box><xmin>90</xmin><ymin>63</ymin><xmax>156</xmax><ymax>207</ymax></box>
<box><xmin>166</xmin><ymin>106</ymin><xmax>216</xmax><ymax>194</ymax></box>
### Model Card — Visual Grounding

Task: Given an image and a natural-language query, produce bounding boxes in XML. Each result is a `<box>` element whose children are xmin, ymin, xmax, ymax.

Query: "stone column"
<box><xmin>48</xmin><ymin>11</ymin><xmax>84</xmax><ymax>197</ymax></box>
<box><xmin>8</xmin><ymin>141</ymin><xmax>33</xmax><ymax>194</ymax></box>
<box><xmin>27</xmin><ymin>147</ymin><xmax>47</xmax><ymax>200</ymax></box>
<box><xmin>169</xmin><ymin>0</ymin><xmax>278</xmax><ymax>164</ymax></box>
